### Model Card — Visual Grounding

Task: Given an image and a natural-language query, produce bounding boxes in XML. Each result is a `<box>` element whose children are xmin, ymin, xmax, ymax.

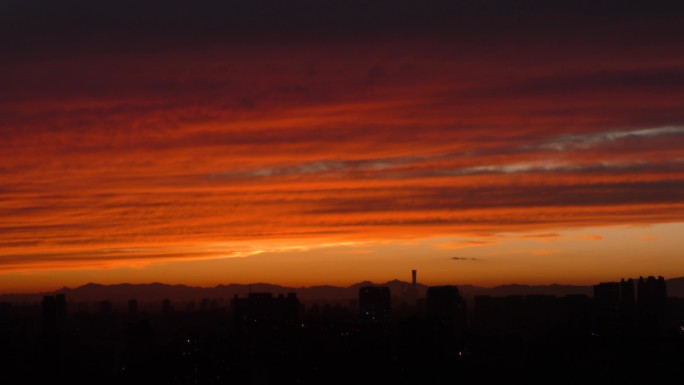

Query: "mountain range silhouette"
<box><xmin>2</xmin><ymin>277</ymin><xmax>683</xmax><ymax>303</ymax></box>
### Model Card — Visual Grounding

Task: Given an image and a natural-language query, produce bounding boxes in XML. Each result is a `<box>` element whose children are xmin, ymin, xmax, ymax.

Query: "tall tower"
<box><xmin>412</xmin><ymin>269</ymin><xmax>417</xmax><ymax>287</ymax></box>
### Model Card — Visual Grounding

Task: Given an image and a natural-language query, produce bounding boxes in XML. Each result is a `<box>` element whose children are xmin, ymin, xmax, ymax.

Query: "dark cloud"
<box><xmin>2</xmin><ymin>0</ymin><xmax>684</xmax><ymax>60</ymax></box>
<box><xmin>303</xmin><ymin>180</ymin><xmax>684</xmax><ymax>214</ymax></box>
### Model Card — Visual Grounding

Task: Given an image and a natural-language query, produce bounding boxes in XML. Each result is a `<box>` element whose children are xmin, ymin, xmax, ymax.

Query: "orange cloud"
<box><xmin>1</xmin><ymin>13</ymin><xmax>684</xmax><ymax>283</ymax></box>
<box><xmin>438</xmin><ymin>241</ymin><xmax>498</xmax><ymax>250</ymax></box>
<box><xmin>518</xmin><ymin>233</ymin><xmax>561</xmax><ymax>239</ymax></box>
<box><xmin>575</xmin><ymin>235</ymin><xmax>604</xmax><ymax>241</ymax></box>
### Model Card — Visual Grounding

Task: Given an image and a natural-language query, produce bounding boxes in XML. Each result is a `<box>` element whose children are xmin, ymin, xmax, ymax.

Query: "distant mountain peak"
<box><xmin>350</xmin><ymin>280</ymin><xmax>375</xmax><ymax>287</ymax></box>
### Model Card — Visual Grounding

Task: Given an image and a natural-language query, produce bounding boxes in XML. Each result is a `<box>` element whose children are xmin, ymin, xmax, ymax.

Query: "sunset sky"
<box><xmin>1</xmin><ymin>1</ymin><xmax>683</xmax><ymax>292</ymax></box>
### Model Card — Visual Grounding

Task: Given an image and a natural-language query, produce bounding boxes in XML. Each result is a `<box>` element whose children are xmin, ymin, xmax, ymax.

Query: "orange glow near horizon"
<box><xmin>1</xmin><ymin>223</ymin><xmax>683</xmax><ymax>293</ymax></box>
<box><xmin>2</xmin><ymin>15</ymin><xmax>684</xmax><ymax>293</ymax></box>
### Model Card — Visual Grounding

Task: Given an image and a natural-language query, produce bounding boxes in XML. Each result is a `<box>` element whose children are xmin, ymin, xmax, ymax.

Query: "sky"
<box><xmin>1</xmin><ymin>1</ymin><xmax>684</xmax><ymax>292</ymax></box>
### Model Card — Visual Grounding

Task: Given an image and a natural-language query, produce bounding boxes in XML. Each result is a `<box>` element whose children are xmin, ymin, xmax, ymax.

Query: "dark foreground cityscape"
<box><xmin>1</xmin><ymin>273</ymin><xmax>683</xmax><ymax>384</ymax></box>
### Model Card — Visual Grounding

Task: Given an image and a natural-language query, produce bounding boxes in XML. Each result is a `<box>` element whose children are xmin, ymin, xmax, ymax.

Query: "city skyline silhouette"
<box><xmin>2</xmin><ymin>271</ymin><xmax>682</xmax><ymax>384</ymax></box>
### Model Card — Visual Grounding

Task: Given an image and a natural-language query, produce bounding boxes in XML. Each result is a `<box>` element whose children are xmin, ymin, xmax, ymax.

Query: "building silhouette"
<box><xmin>594</xmin><ymin>281</ymin><xmax>621</xmax><ymax>306</ymax></box>
<box><xmin>565</xmin><ymin>294</ymin><xmax>592</xmax><ymax>336</ymax></box>
<box><xmin>100</xmin><ymin>300</ymin><xmax>113</xmax><ymax>314</ymax></box>
<box><xmin>637</xmin><ymin>276</ymin><xmax>666</xmax><ymax>332</ymax></box>
<box><xmin>128</xmin><ymin>299</ymin><xmax>138</xmax><ymax>315</ymax></box>
<box><xmin>232</xmin><ymin>292</ymin><xmax>300</xmax><ymax>331</ymax></box>
<box><xmin>42</xmin><ymin>294</ymin><xmax>67</xmax><ymax>333</ymax></box>
<box><xmin>55</xmin><ymin>294</ymin><xmax>66</xmax><ymax>319</ymax></box>
<box><xmin>593</xmin><ymin>281</ymin><xmax>622</xmax><ymax>334</ymax></box>
<box><xmin>620</xmin><ymin>278</ymin><xmax>636</xmax><ymax>329</ymax></box>
<box><xmin>426</xmin><ymin>285</ymin><xmax>466</xmax><ymax>335</ymax></box>
<box><xmin>592</xmin><ymin>277</ymin><xmax>667</xmax><ymax>334</ymax></box>
<box><xmin>359</xmin><ymin>286</ymin><xmax>391</xmax><ymax>325</ymax></box>
<box><xmin>162</xmin><ymin>299</ymin><xmax>173</xmax><ymax>314</ymax></box>
<box><xmin>41</xmin><ymin>295</ymin><xmax>57</xmax><ymax>331</ymax></box>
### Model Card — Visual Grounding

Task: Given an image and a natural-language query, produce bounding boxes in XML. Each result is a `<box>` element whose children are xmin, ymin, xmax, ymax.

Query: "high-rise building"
<box><xmin>637</xmin><ymin>276</ymin><xmax>666</xmax><ymax>301</ymax></box>
<box><xmin>359</xmin><ymin>286</ymin><xmax>391</xmax><ymax>325</ymax></box>
<box><xmin>100</xmin><ymin>300</ymin><xmax>113</xmax><ymax>314</ymax></box>
<box><xmin>592</xmin><ymin>277</ymin><xmax>667</xmax><ymax>334</ymax></box>
<box><xmin>232</xmin><ymin>292</ymin><xmax>300</xmax><ymax>331</ymax></box>
<box><xmin>128</xmin><ymin>299</ymin><xmax>138</xmax><ymax>315</ymax></box>
<box><xmin>619</xmin><ymin>279</ymin><xmax>636</xmax><ymax>328</ymax></box>
<box><xmin>426</xmin><ymin>286</ymin><xmax>466</xmax><ymax>335</ymax></box>
<box><xmin>42</xmin><ymin>295</ymin><xmax>57</xmax><ymax>328</ymax></box>
<box><xmin>594</xmin><ymin>282</ymin><xmax>620</xmax><ymax>307</ymax></box>
<box><xmin>162</xmin><ymin>299</ymin><xmax>173</xmax><ymax>314</ymax></box>
<box><xmin>637</xmin><ymin>276</ymin><xmax>667</xmax><ymax>332</ymax></box>
<box><xmin>55</xmin><ymin>293</ymin><xmax>66</xmax><ymax>319</ymax></box>
<box><xmin>42</xmin><ymin>294</ymin><xmax>67</xmax><ymax>333</ymax></box>
<box><xmin>593</xmin><ymin>281</ymin><xmax>622</xmax><ymax>334</ymax></box>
